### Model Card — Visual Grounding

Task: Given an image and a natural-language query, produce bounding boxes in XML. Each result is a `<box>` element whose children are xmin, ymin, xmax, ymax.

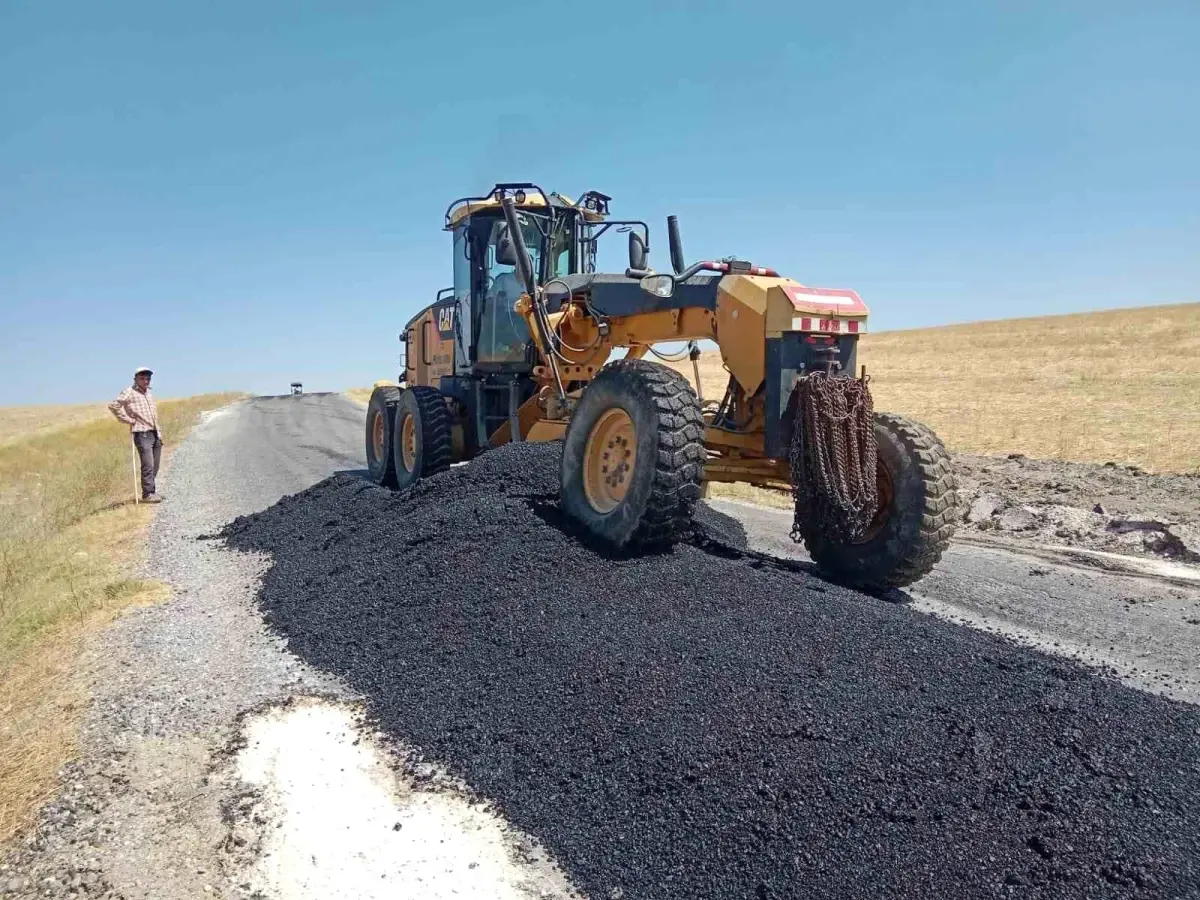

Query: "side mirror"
<box><xmin>628</xmin><ymin>231</ymin><xmax>648</xmax><ymax>271</ymax></box>
<box><xmin>495</xmin><ymin>226</ymin><xmax>519</xmax><ymax>267</ymax></box>
<box><xmin>639</xmin><ymin>273</ymin><xmax>675</xmax><ymax>299</ymax></box>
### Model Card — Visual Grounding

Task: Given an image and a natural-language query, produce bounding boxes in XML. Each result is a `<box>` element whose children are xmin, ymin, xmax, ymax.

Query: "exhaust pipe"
<box><xmin>667</xmin><ymin>215</ymin><xmax>686</xmax><ymax>275</ymax></box>
<box><xmin>500</xmin><ymin>195</ymin><xmax>538</xmax><ymax>299</ymax></box>
<box><xmin>499</xmin><ymin>193</ymin><xmax>566</xmax><ymax>402</ymax></box>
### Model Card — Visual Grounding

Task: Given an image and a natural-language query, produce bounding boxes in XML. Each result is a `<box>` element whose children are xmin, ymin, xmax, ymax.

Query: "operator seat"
<box><xmin>489</xmin><ymin>269</ymin><xmax>523</xmax><ymax>308</ymax></box>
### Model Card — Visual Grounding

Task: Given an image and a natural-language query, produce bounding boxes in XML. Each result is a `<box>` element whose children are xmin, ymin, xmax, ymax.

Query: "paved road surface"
<box><xmin>212</xmin><ymin>391</ymin><xmax>367</xmax><ymax>510</ymax></box>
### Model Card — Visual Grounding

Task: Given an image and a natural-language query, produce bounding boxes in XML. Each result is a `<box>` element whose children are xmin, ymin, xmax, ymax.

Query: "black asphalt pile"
<box><xmin>221</xmin><ymin>442</ymin><xmax>1200</xmax><ymax>900</ymax></box>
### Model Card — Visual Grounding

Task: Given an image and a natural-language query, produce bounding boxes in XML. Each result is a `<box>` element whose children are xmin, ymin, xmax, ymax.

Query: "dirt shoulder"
<box><xmin>713</xmin><ymin>448</ymin><xmax>1200</xmax><ymax>570</ymax></box>
<box><xmin>953</xmin><ymin>451</ymin><xmax>1200</xmax><ymax>563</ymax></box>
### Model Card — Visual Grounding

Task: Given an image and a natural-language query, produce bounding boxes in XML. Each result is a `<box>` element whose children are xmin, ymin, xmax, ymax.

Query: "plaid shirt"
<box><xmin>108</xmin><ymin>385</ymin><xmax>160</xmax><ymax>435</ymax></box>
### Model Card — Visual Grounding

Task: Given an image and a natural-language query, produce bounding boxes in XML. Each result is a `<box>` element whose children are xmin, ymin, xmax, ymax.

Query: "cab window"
<box><xmin>475</xmin><ymin>217</ymin><xmax>539</xmax><ymax>365</ymax></box>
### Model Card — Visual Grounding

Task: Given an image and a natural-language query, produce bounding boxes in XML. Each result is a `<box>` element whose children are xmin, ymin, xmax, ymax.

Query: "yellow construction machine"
<box><xmin>365</xmin><ymin>184</ymin><xmax>957</xmax><ymax>588</ymax></box>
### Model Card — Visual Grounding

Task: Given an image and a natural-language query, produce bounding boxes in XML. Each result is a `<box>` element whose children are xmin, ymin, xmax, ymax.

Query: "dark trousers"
<box><xmin>133</xmin><ymin>430</ymin><xmax>162</xmax><ymax>497</ymax></box>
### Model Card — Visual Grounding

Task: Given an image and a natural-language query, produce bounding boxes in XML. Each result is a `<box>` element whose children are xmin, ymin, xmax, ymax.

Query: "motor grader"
<box><xmin>365</xmin><ymin>183</ymin><xmax>957</xmax><ymax>588</ymax></box>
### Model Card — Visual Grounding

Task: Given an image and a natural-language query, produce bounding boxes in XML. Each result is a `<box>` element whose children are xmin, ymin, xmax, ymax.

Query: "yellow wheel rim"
<box><xmin>372</xmin><ymin>411</ymin><xmax>385</xmax><ymax>461</ymax></box>
<box><xmin>853</xmin><ymin>455</ymin><xmax>895</xmax><ymax>544</ymax></box>
<box><xmin>401</xmin><ymin>414</ymin><xmax>417</xmax><ymax>471</ymax></box>
<box><xmin>582</xmin><ymin>408</ymin><xmax>636</xmax><ymax>514</ymax></box>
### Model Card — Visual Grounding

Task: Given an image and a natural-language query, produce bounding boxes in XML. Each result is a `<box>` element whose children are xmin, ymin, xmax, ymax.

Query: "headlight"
<box><xmin>639</xmin><ymin>274</ymin><xmax>675</xmax><ymax>298</ymax></box>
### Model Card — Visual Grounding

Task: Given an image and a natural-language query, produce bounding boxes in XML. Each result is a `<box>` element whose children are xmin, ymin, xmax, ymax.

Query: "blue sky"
<box><xmin>1</xmin><ymin>1</ymin><xmax>1197</xmax><ymax>405</ymax></box>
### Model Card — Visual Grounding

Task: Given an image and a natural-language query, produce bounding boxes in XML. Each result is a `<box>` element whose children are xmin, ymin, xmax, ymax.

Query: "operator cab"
<box><xmin>443</xmin><ymin>184</ymin><xmax>609</xmax><ymax>375</ymax></box>
<box><xmin>475</xmin><ymin>214</ymin><xmax>564</xmax><ymax>368</ymax></box>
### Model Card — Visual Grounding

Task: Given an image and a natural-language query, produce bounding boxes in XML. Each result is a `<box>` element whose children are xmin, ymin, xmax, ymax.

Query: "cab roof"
<box><xmin>443</xmin><ymin>186</ymin><xmax>609</xmax><ymax>230</ymax></box>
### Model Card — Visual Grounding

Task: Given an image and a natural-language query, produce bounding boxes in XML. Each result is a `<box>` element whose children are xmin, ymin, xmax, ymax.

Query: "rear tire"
<box><xmin>365</xmin><ymin>386</ymin><xmax>401</xmax><ymax>487</ymax></box>
<box><xmin>392</xmin><ymin>386</ymin><xmax>453</xmax><ymax>490</ymax></box>
<box><xmin>797</xmin><ymin>412</ymin><xmax>958</xmax><ymax>589</ymax></box>
<box><xmin>561</xmin><ymin>358</ymin><xmax>706</xmax><ymax>550</ymax></box>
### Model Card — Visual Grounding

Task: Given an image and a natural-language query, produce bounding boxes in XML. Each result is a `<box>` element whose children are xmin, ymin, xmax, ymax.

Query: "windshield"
<box><xmin>485</xmin><ymin>213</ymin><xmax>572</xmax><ymax>282</ymax></box>
<box><xmin>472</xmin><ymin>210</ymin><xmax>579</xmax><ymax>367</ymax></box>
<box><xmin>545</xmin><ymin>219</ymin><xmax>571</xmax><ymax>279</ymax></box>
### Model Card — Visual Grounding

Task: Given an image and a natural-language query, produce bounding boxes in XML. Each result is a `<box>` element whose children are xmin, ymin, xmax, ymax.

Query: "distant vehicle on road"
<box><xmin>290</xmin><ymin>382</ymin><xmax>303</xmax><ymax>395</ymax></box>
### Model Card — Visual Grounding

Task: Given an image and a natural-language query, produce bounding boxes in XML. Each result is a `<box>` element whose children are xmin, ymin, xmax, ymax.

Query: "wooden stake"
<box><xmin>131</xmin><ymin>437</ymin><xmax>140</xmax><ymax>505</ymax></box>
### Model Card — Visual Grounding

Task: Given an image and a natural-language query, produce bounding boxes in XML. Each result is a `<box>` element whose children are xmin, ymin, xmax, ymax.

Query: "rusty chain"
<box><xmin>789</xmin><ymin>369</ymin><xmax>879</xmax><ymax>544</ymax></box>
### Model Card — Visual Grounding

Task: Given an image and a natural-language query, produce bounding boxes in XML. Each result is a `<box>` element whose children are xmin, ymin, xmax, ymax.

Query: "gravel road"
<box><xmin>1</xmin><ymin>395</ymin><xmax>365</xmax><ymax>899</ymax></box>
<box><xmin>3</xmin><ymin>392</ymin><xmax>1199</xmax><ymax>900</ymax></box>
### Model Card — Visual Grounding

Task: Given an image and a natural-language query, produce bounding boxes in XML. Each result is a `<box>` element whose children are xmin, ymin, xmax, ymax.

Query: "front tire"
<box><xmin>797</xmin><ymin>412</ymin><xmax>958</xmax><ymax>589</ymax></box>
<box><xmin>560</xmin><ymin>358</ymin><xmax>706</xmax><ymax>550</ymax></box>
<box><xmin>365</xmin><ymin>386</ymin><xmax>400</xmax><ymax>487</ymax></box>
<box><xmin>392</xmin><ymin>386</ymin><xmax>453</xmax><ymax>490</ymax></box>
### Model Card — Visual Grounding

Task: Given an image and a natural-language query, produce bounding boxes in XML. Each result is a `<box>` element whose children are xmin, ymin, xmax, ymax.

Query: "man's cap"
<box><xmin>134</xmin><ymin>366</ymin><xmax>153</xmax><ymax>375</ymax></box>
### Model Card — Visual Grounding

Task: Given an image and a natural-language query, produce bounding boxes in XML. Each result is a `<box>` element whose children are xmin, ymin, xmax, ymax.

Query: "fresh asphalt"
<box><xmin>218</xmin><ymin>396</ymin><xmax>1200</xmax><ymax>899</ymax></box>
<box><xmin>225</xmin><ymin>393</ymin><xmax>1200</xmax><ymax>706</ymax></box>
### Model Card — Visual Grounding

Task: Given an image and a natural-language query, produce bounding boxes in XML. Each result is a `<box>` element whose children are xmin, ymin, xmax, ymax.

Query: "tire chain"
<box><xmin>788</xmin><ymin>371</ymin><xmax>879</xmax><ymax>544</ymax></box>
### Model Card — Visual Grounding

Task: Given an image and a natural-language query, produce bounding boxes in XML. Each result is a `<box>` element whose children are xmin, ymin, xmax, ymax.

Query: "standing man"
<box><xmin>109</xmin><ymin>366</ymin><xmax>164</xmax><ymax>503</ymax></box>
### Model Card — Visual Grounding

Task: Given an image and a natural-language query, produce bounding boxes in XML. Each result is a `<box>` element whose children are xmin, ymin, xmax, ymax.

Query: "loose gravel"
<box><xmin>221</xmin><ymin>442</ymin><xmax>1200</xmax><ymax>900</ymax></box>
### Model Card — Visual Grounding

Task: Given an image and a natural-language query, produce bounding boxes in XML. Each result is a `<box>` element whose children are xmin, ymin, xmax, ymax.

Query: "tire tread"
<box><xmin>406</xmin><ymin>385</ymin><xmax>453</xmax><ymax>479</ymax></box>
<box><xmin>872</xmin><ymin>411</ymin><xmax>959</xmax><ymax>586</ymax></box>
<box><xmin>365</xmin><ymin>385</ymin><xmax>402</xmax><ymax>488</ymax></box>
<box><xmin>799</xmin><ymin>411</ymin><xmax>959</xmax><ymax>589</ymax></box>
<box><xmin>582</xmin><ymin>358</ymin><xmax>706</xmax><ymax>549</ymax></box>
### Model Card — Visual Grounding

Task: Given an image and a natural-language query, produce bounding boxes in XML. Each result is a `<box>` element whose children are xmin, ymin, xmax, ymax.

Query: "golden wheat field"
<box><xmin>0</xmin><ymin>403</ymin><xmax>110</xmax><ymax>448</ymax></box>
<box><xmin>665</xmin><ymin>302</ymin><xmax>1200</xmax><ymax>475</ymax></box>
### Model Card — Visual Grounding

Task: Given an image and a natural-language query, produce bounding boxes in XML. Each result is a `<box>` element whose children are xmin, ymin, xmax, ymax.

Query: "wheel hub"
<box><xmin>372</xmin><ymin>411</ymin><xmax>385</xmax><ymax>461</ymax></box>
<box><xmin>853</xmin><ymin>456</ymin><xmax>896</xmax><ymax>544</ymax></box>
<box><xmin>401</xmin><ymin>414</ymin><xmax>417</xmax><ymax>471</ymax></box>
<box><xmin>582</xmin><ymin>408</ymin><xmax>636</xmax><ymax>514</ymax></box>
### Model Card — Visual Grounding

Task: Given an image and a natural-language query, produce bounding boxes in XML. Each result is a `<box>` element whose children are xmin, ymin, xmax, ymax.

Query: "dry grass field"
<box><xmin>856</xmin><ymin>302</ymin><xmax>1200</xmax><ymax>473</ymax></box>
<box><xmin>0</xmin><ymin>392</ymin><xmax>242</xmax><ymax>844</ymax></box>
<box><xmin>667</xmin><ymin>302</ymin><xmax>1200</xmax><ymax>472</ymax></box>
<box><xmin>344</xmin><ymin>387</ymin><xmax>374</xmax><ymax>406</ymax></box>
<box><xmin>0</xmin><ymin>403</ymin><xmax>110</xmax><ymax>448</ymax></box>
